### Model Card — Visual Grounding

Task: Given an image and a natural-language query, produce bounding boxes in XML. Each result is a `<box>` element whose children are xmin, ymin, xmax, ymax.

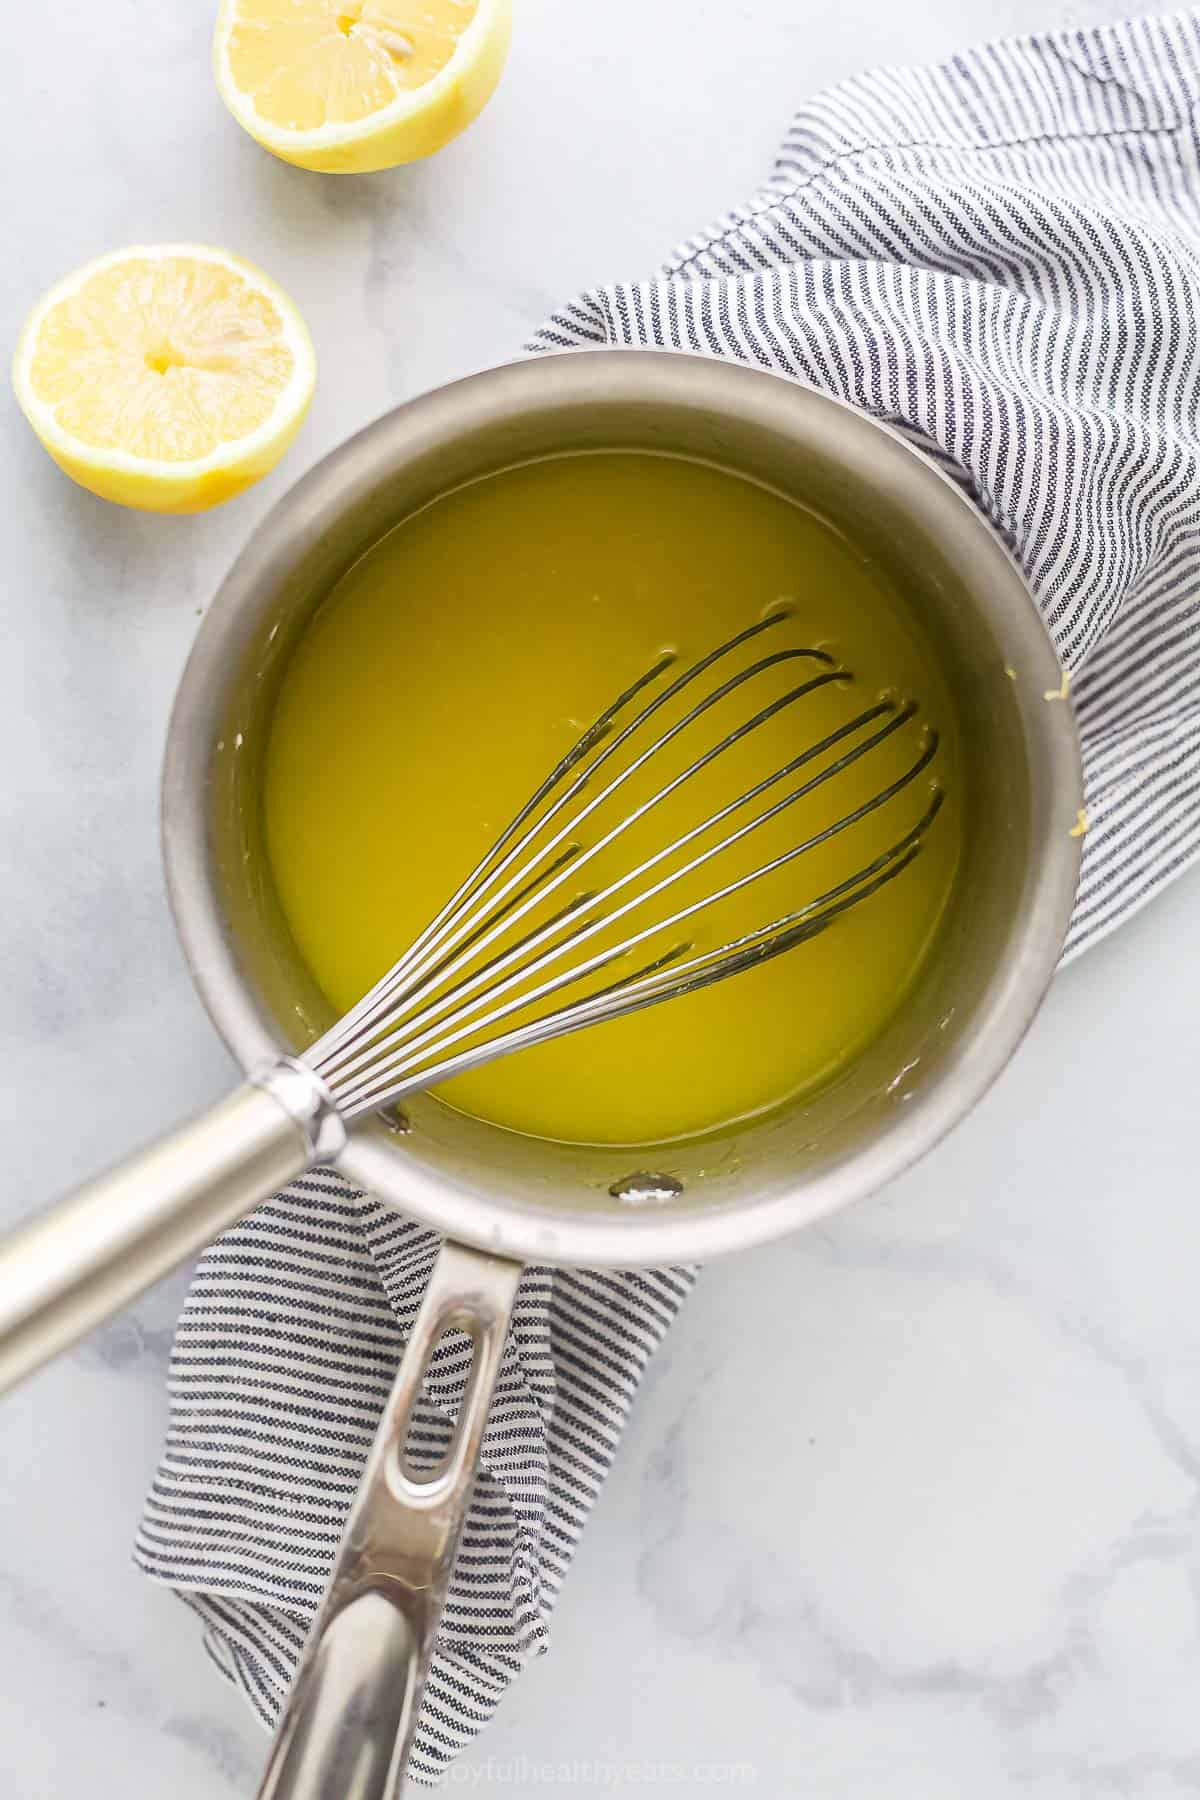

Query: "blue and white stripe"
<box><xmin>138</xmin><ymin>10</ymin><xmax>1200</xmax><ymax>1784</ymax></box>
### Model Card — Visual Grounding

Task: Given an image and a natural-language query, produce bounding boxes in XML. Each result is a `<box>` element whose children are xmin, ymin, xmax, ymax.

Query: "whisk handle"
<box><xmin>0</xmin><ymin>1067</ymin><xmax>335</xmax><ymax>1394</ymax></box>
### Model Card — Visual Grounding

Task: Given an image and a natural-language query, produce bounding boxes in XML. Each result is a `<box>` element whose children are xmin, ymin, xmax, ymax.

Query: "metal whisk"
<box><xmin>0</xmin><ymin>608</ymin><xmax>942</xmax><ymax>1393</ymax></box>
<box><xmin>310</xmin><ymin>608</ymin><xmax>942</xmax><ymax>1116</ymax></box>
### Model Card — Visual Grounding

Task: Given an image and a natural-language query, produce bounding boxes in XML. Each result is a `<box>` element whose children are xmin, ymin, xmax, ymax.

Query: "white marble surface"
<box><xmin>2</xmin><ymin>0</ymin><xmax>1197</xmax><ymax>1794</ymax></box>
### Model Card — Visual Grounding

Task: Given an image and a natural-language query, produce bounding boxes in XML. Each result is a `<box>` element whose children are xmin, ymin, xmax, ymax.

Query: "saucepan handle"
<box><xmin>257</xmin><ymin>1240</ymin><xmax>524</xmax><ymax>1800</ymax></box>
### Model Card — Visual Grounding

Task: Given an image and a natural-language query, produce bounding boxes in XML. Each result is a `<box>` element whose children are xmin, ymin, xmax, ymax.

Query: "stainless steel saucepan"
<box><xmin>32</xmin><ymin>352</ymin><xmax>1091</xmax><ymax>1795</ymax></box>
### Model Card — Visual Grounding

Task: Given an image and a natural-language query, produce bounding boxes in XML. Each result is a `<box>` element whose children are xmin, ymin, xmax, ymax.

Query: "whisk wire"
<box><xmin>331</xmin><ymin>643</ymin><xmax>839</xmax><ymax>1066</ymax></box>
<box><xmin>336</xmin><ymin>790</ymin><xmax>946</xmax><ymax>1109</ymax></box>
<box><xmin>327</xmin><ymin>725</ymin><xmax>939</xmax><ymax>1112</ymax></box>
<box><xmin>321</xmin><ymin>667</ymin><xmax>865</xmax><ymax>1093</ymax></box>
<box><xmin>316</xmin><ymin>611</ymin><xmax>807</xmax><ymax>1062</ymax></box>
<box><xmin>308</xmin><ymin>616</ymin><xmax>946</xmax><ymax>1119</ymax></box>
<box><xmin>318</xmin><ymin>648</ymin><xmax>844</xmax><ymax>1084</ymax></box>
<box><xmin>328</xmin><ymin>699</ymin><xmax>922</xmax><ymax>1100</ymax></box>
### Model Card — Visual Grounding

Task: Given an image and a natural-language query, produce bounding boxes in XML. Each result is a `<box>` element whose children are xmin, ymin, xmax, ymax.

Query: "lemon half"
<box><xmin>214</xmin><ymin>0</ymin><xmax>511</xmax><ymax>174</ymax></box>
<box><xmin>12</xmin><ymin>245</ymin><xmax>316</xmax><ymax>513</ymax></box>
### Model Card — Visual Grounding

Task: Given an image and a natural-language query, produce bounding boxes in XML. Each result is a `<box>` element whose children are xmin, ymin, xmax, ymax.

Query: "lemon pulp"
<box><xmin>215</xmin><ymin>0</ymin><xmax>510</xmax><ymax>172</ymax></box>
<box><xmin>263</xmin><ymin>452</ymin><xmax>962</xmax><ymax>1147</ymax></box>
<box><xmin>223</xmin><ymin>0</ymin><xmax>479</xmax><ymax>126</ymax></box>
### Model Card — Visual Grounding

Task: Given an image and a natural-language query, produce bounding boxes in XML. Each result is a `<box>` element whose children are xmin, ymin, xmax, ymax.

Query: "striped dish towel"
<box><xmin>137</xmin><ymin>8</ymin><xmax>1200</xmax><ymax>1783</ymax></box>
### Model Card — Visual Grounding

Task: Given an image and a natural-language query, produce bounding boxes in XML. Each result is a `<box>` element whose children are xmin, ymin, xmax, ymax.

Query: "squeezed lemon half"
<box><xmin>214</xmin><ymin>0</ymin><xmax>511</xmax><ymax>173</ymax></box>
<box><xmin>12</xmin><ymin>245</ymin><xmax>316</xmax><ymax>513</ymax></box>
